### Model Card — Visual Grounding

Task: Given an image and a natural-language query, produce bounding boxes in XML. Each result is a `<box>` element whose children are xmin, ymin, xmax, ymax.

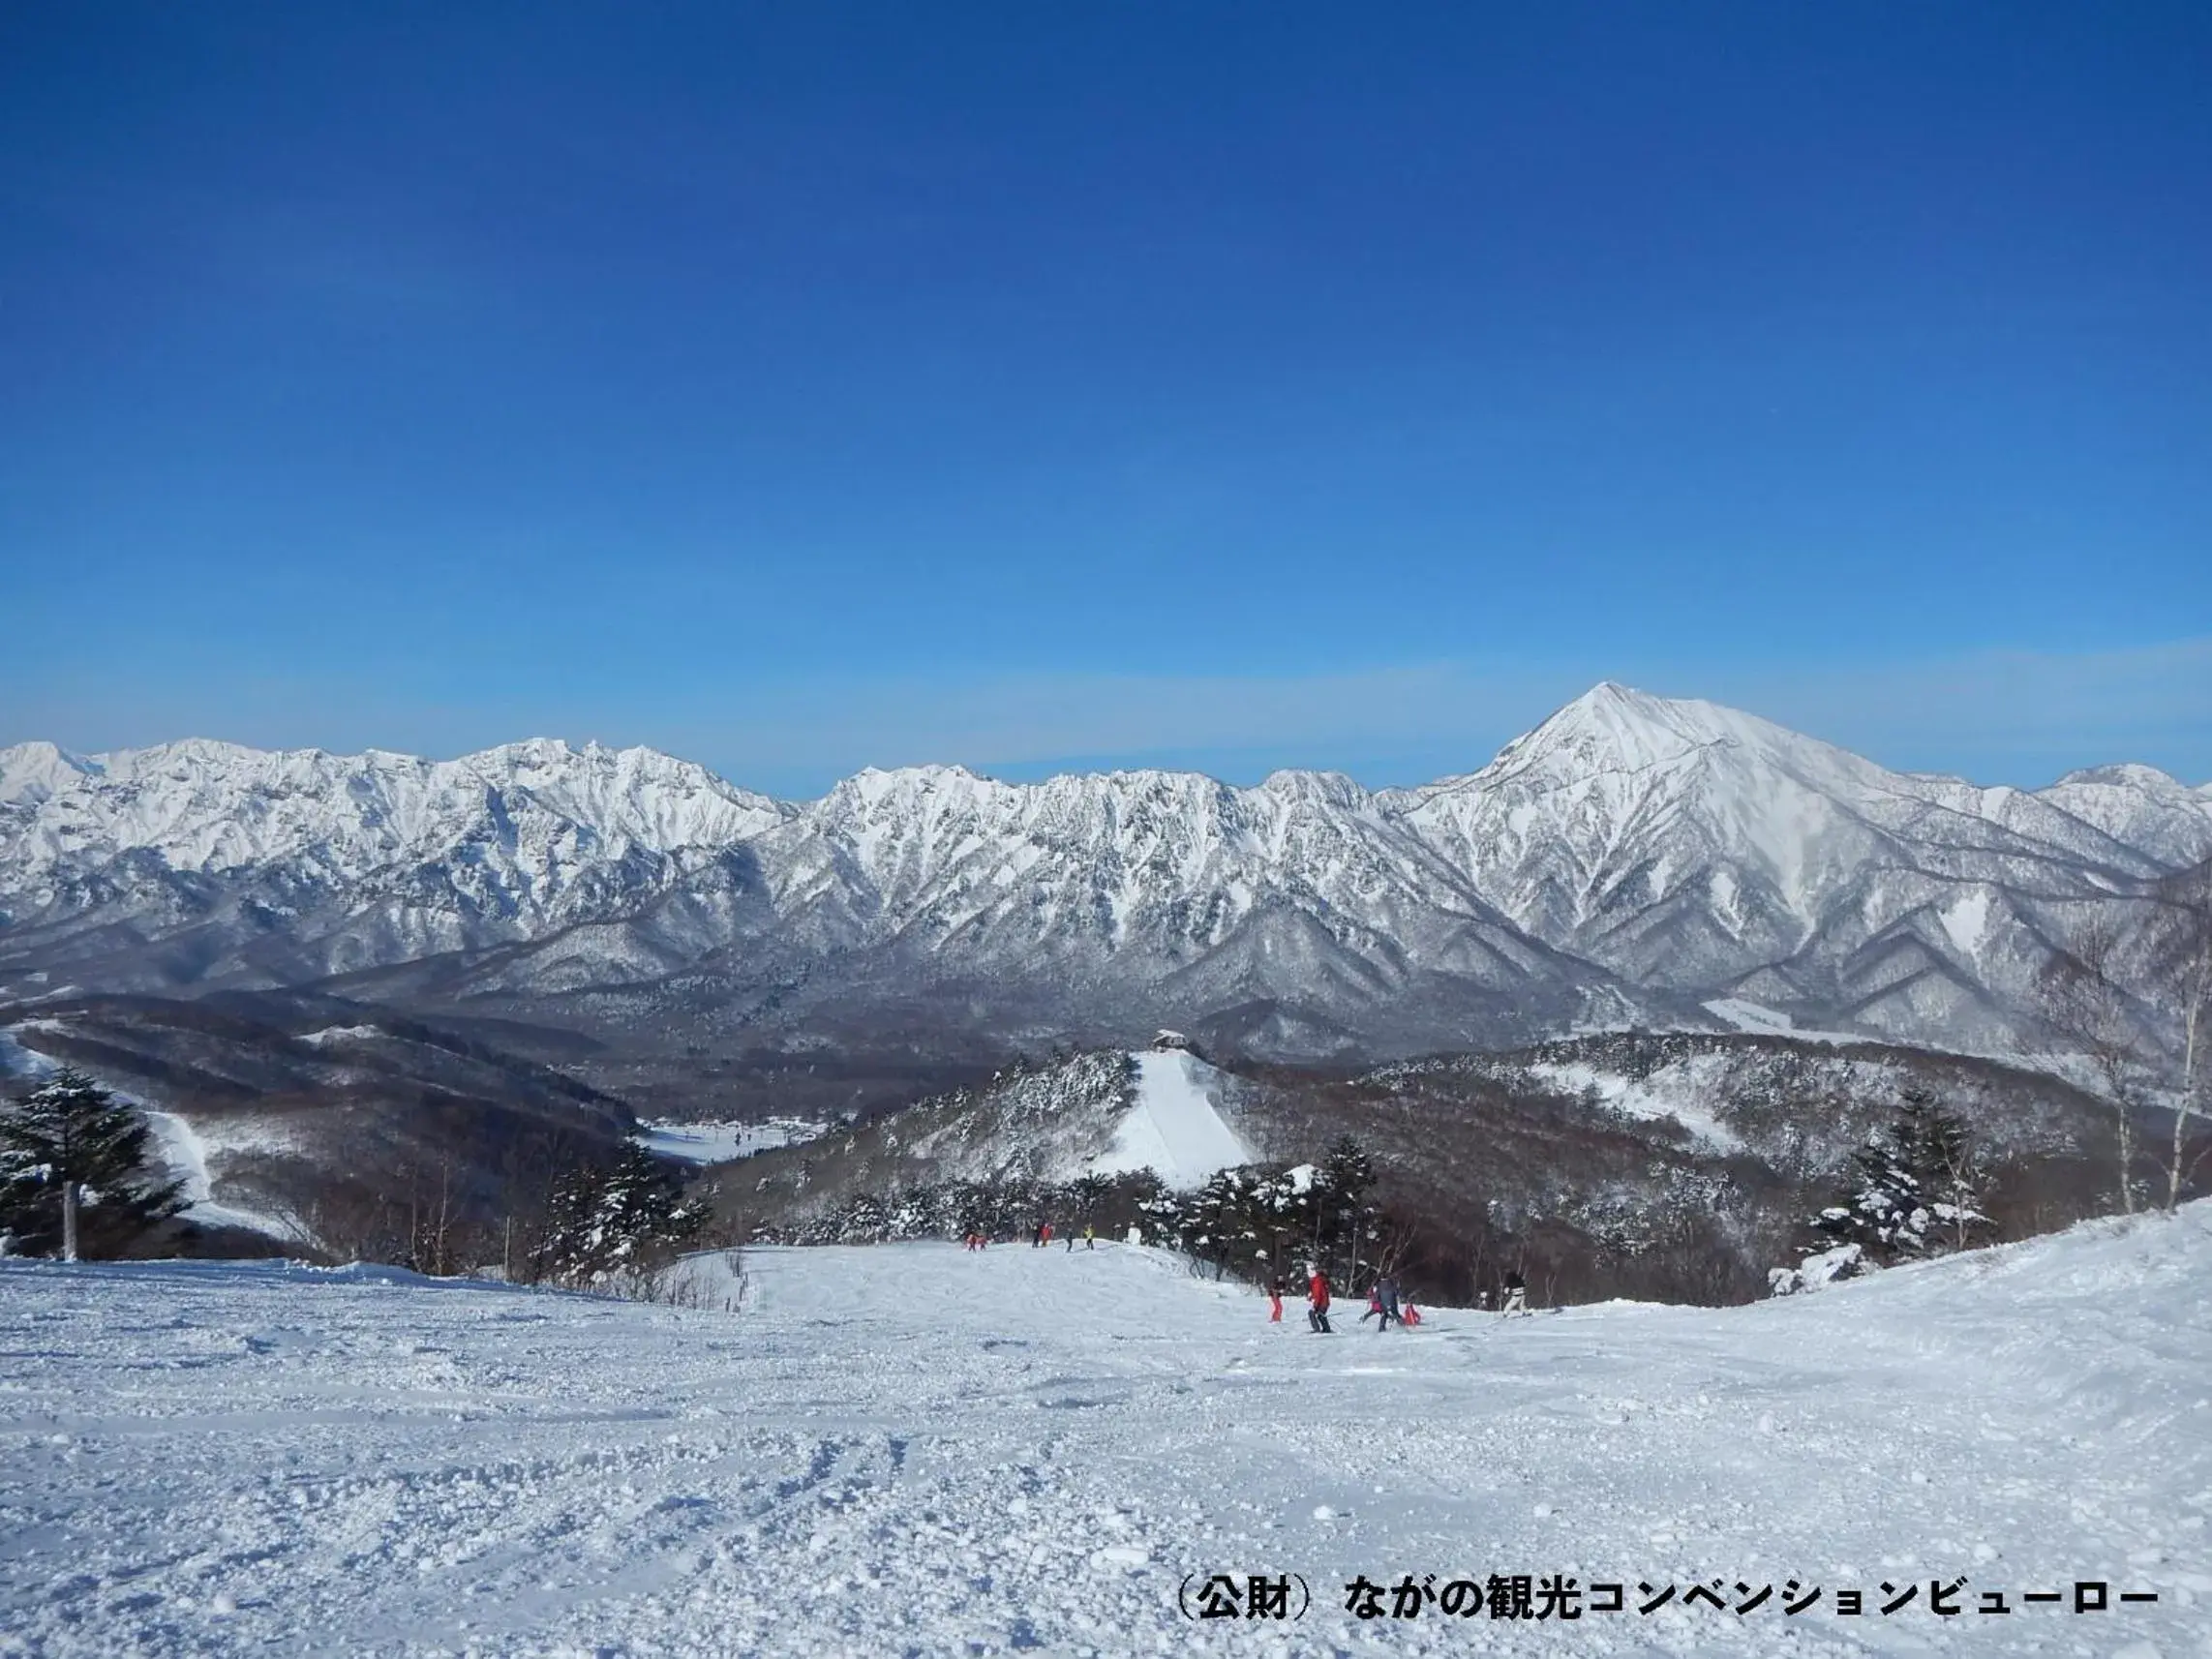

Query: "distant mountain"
<box><xmin>4</xmin><ymin>687</ymin><xmax>2206</xmax><ymax>1077</ymax></box>
<box><xmin>1387</xmin><ymin>683</ymin><xmax>2212</xmax><ymax>1051</ymax></box>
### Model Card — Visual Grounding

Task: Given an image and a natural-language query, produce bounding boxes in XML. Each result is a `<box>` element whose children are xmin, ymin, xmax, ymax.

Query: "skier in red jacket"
<box><xmin>1306</xmin><ymin>1264</ymin><xmax>1333</xmax><ymax>1333</ymax></box>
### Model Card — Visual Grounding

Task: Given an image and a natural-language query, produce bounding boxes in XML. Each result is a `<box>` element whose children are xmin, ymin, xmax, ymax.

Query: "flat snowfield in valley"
<box><xmin>3</xmin><ymin>1214</ymin><xmax>2208</xmax><ymax>1658</ymax></box>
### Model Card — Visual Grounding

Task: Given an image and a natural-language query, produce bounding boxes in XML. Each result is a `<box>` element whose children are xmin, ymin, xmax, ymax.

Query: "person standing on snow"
<box><xmin>1501</xmin><ymin>1268</ymin><xmax>1528</xmax><ymax>1316</ymax></box>
<box><xmin>1083</xmin><ymin>1224</ymin><xmax>1095</xmax><ymax>1251</ymax></box>
<box><xmin>1374</xmin><ymin>1273</ymin><xmax>1402</xmax><ymax>1332</ymax></box>
<box><xmin>1266</xmin><ymin>1274</ymin><xmax>1285</xmax><ymax>1323</ymax></box>
<box><xmin>1306</xmin><ymin>1263</ymin><xmax>1333</xmax><ymax>1333</ymax></box>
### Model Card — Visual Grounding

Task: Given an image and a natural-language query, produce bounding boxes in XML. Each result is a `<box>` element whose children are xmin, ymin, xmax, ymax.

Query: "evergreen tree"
<box><xmin>0</xmin><ymin>1069</ymin><xmax>186</xmax><ymax>1260</ymax></box>
<box><xmin>532</xmin><ymin>1144</ymin><xmax>704</xmax><ymax>1286</ymax></box>
<box><xmin>1316</xmin><ymin>1135</ymin><xmax>1377</xmax><ymax>1201</ymax></box>
<box><xmin>1311</xmin><ymin>1135</ymin><xmax>1379</xmax><ymax>1282</ymax></box>
<box><xmin>1070</xmin><ymin>1172</ymin><xmax>1112</xmax><ymax>1225</ymax></box>
<box><xmin>1812</xmin><ymin>1091</ymin><xmax>1991</xmax><ymax>1265</ymax></box>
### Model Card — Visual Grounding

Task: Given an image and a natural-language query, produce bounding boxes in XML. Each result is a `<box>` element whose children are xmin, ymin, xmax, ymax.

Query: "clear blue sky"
<box><xmin>4</xmin><ymin>3</ymin><xmax>2208</xmax><ymax>795</ymax></box>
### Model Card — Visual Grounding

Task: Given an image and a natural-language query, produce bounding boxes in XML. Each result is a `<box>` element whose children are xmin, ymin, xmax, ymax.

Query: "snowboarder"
<box><xmin>1266</xmin><ymin>1275</ymin><xmax>1285</xmax><ymax>1323</ymax></box>
<box><xmin>1501</xmin><ymin>1268</ymin><xmax>1529</xmax><ymax>1317</ymax></box>
<box><xmin>1306</xmin><ymin>1263</ymin><xmax>1332</xmax><ymax>1333</ymax></box>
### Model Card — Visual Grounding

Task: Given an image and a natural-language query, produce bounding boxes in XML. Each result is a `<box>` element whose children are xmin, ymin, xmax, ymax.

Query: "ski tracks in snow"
<box><xmin>2</xmin><ymin>1219</ymin><xmax>2209</xmax><ymax>1656</ymax></box>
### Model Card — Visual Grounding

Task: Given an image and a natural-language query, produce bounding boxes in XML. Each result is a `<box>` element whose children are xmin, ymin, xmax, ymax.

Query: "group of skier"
<box><xmin>1267</xmin><ymin>1264</ymin><xmax>1409</xmax><ymax>1333</ymax></box>
<box><xmin>1264</xmin><ymin>1264</ymin><xmax>1530</xmax><ymax>1330</ymax></box>
<box><xmin>960</xmin><ymin>1222</ymin><xmax>1098</xmax><ymax>1251</ymax></box>
<box><xmin>957</xmin><ymin>1222</ymin><xmax>1531</xmax><ymax>1325</ymax></box>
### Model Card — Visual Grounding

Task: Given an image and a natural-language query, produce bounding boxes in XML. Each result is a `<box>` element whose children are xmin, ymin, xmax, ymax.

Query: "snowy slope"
<box><xmin>141</xmin><ymin>1110</ymin><xmax>313</xmax><ymax>1243</ymax></box>
<box><xmin>1087</xmin><ymin>1050</ymin><xmax>1252</xmax><ymax>1188</ymax></box>
<box><xmin>2</xmin><ymin>1207</ymin><xmax>2207</xmax><ymax>1656</ymax></box>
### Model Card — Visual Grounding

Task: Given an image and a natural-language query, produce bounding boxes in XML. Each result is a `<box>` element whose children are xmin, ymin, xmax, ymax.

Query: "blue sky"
<box><xmin>3</xmin><ymin>3</ymin><xmax>2207</xmax><ymax>796</ymax></box>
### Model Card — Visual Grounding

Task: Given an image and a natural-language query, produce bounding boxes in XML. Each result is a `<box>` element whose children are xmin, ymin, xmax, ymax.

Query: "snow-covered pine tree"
<box><xmin>1905</xmin><ymin>1090</ymin><xmax>1995</xmax><ymax>1252</ymax></box>
<box><xmin>1811</xmin><ymin>1090</ymin><xmax>1990</xmax><ymax>1265</ymax></box>
<box><xmin>1311</xmin><ymin>1135</ymin><xmax>1379</xmax><ymax>1283</ymax></box>
<box><xmin>1070</xmin><ymin>1172</ymin><xmax>1112</xmax><ymax>1227</ymax></box>
<box><xmin>834</xmin><ymin>1191</ymin><xmax>890</xmax><ymax>1244</ymax></box>
<box><xmin>531</xmin><ymin>1144</ymin><xmax>704</xmax><ymax>1287</ymax></box>
<box><xmin>0</xmin><ymin>1069</ymin><xmax>185</xmax><ymax>1261</ymax></box>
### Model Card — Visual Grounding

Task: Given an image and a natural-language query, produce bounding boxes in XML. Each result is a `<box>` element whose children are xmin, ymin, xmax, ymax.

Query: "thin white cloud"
<box><xmin>1696</xmin><ymin>638</ymin><xmax>2212</xmax><ymax>778</ymax></box>
<box><xmin>5</xmin><ymin>639</ymin><xmax>2205</xmax><ymax>797</ymax></box>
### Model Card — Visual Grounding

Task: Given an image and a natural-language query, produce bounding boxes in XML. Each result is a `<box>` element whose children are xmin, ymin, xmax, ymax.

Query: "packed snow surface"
<box><xmin>1089</xmin><ymin>1050</ymin><xmax>1252</xmax><ymax>1189</ymax></box>
<box><xmin>2</xmin><ymin>1208</ymin><xmax>2209</xmax><ymax>1656</ymax></box>
<box><xmin>637</xmin><ymin>1117</ymin><xmax>828</xmax><ymax>1165</ymax></box>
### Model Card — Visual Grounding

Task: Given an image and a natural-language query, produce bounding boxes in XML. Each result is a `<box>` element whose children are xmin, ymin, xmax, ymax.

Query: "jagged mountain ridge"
<box><xmin>3</xmin><ymin>686</ymin><xmax>2206</xmax><ymax>1064</ymax></box>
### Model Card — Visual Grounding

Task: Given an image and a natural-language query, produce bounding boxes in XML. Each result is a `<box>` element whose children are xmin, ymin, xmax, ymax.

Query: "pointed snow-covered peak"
<box><xmin>1415</xmin><ymin>682</ymin><xmax>1857</xmax><ymax>801</ymax></box>
<box><xmin>449</xmin><ymin>739</ymin><xmax>789</xmax><ymax>847</ymax></box>
<box><xmin>1526</xmin><ymin>681</ymin><xmax>1779</xmax><ymax>762</ymax></box>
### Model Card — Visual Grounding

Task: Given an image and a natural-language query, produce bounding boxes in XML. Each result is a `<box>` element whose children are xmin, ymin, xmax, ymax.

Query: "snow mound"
<box><xmin>1086</xmin><ymin>1050</ymin><xmax>1252</xmax><ymax>1189</ymax></box>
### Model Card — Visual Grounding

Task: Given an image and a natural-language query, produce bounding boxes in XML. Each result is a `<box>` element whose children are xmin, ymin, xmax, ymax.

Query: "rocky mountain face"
<box><xmin>4</xmin><ymin>687</ymin><xmax>2207</xmax><ymax>1081</ymax></box>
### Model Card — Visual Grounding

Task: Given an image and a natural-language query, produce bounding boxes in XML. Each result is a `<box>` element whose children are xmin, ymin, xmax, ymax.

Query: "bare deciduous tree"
<box><xmin>2152</xmin><ymin>861</ymin><xmax>2212</xmax><ymax>1212</ymax></box>
<box><xmin>2038</xmin><ymin>910</ymin><xmax>2149</xmax><ymax>1216</ymax></box>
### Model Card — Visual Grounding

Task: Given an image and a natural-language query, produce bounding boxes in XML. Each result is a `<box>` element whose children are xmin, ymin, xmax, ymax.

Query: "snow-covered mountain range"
<box><xmin>4</xmin><ymin>684</ymin><xmax>2207</xmax><ymax>1065</ymax></box>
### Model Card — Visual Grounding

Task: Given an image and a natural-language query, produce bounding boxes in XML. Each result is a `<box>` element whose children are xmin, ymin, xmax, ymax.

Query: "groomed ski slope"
<box><xmin>1</xmin><ymin>1208</ymin><xmax>2207</xmax><ymax>1658</ymax></box>
<box><xmin>1089</xmin><ymin>1050</ymin><xmax>1252</xmax><ymax>1189</ymax></box>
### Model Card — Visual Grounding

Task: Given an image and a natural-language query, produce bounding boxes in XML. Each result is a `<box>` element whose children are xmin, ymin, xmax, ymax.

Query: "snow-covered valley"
<box><xmin>3</xmin><ymin>1207</ymin><xmax>2207</xmax><ymax>1657</ymax></box>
